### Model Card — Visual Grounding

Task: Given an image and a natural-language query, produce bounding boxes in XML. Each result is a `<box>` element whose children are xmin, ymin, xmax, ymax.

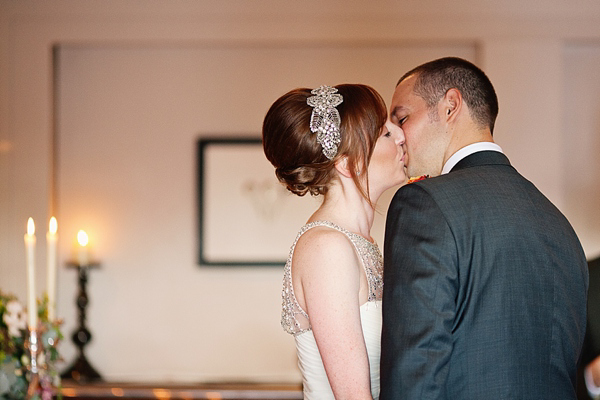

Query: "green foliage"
<box><xmin>0</xmin><ymin>291</ymin><xmax>62</xmax><ymax>400</ymax></box>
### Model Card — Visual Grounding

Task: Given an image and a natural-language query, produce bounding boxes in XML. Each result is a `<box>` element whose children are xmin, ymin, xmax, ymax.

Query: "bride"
<box><xmin>262</xmin><ymin>84</ymin><xmax>407</xmax><ymax>399</ymax></box>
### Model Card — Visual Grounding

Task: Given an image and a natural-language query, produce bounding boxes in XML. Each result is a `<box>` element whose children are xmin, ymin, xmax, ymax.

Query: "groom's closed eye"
<box><xmin>392</xmin><ymin>115</ymin><xmax>407</xmax><ymax>126</ymax></box>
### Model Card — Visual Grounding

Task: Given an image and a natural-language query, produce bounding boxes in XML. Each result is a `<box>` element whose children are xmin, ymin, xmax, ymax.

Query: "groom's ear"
<box><xmin>442</xmin><ymin>88</ymin><xmax>462</xmax><ymax>122</ymax></box>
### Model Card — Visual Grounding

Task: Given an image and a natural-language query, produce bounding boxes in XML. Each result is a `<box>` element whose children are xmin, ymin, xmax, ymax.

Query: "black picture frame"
<box><xmin>197</xmin><ymin>137</ymin><xmax>319</xmax><ymax>266</ymax></box>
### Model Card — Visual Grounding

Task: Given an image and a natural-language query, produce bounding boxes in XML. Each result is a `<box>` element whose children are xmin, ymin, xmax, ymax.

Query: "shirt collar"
<box><xmin>441</xmin><ymin>142</ymin><xmax>503</xmax><ymax>175</ymax></box>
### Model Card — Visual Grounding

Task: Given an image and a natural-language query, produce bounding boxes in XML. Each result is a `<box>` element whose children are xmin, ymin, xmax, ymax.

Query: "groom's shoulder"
<box><xmin>392</xmin><ymin>175</ymin><xmax>459</xmax><ymax>211</ymax></box>
<box><xmin>396</xmin><ymin>166</ymin><xmax>532</xmax><ymax>209</ymax></box>
<box><xmin>396</xmin><ymin>174</ymin><xmax>460</xmax><ymax>198</ymax></box>
<box><xmin>401</xmin><ymin>172</ymin><xmax>472</xmax><ymax>194</ymax></box>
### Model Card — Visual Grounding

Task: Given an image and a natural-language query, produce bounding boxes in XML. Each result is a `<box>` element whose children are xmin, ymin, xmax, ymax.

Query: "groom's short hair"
<box><xmin>398</xmin><ymin>57</ymin><xmax>499</xmax><ymax>134</ymax></box>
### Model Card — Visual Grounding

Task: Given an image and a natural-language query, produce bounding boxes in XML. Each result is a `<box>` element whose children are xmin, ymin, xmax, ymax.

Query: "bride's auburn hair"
<box><xmin>262</xmin><ymin>84</ymin><xmax>387</xmax><ymax>201</ymax></box>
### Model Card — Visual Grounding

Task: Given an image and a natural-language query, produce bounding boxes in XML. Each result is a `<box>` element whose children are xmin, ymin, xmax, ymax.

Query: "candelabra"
<box><xmin>61</xmin><ymin>262</ymin><xmax>102</xmax><ymax>383</ymax></box>
<box><xmin>25</xmin><ymin>328</ymin><xmax>40</xmax><ymax>399</ymax></box>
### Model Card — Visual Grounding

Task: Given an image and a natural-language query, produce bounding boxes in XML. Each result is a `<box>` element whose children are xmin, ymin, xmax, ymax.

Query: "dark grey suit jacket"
<box><xmin>381</xmin><ymin>151</ymin><xmax>589</xmax><ymax>399</ymax></box>
<box><xmin>578</xmin><ymin>257</ymin><xmax>600</xmax><ymax>399</ymax></box>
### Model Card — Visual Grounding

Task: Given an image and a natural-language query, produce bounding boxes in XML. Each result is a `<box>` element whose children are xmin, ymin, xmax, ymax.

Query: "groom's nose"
<box><xmin>395</xmin><ymin>131</ymin><xmax>405</xmax><ymax>146</ymax></box>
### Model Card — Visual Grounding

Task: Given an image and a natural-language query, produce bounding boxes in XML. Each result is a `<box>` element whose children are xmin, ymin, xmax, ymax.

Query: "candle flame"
<box><xmin>77</xmin><ymin>230</ymin><xmax>89</xmax><ymax>247</ymax></box>
<box><xmin>27</xmin><ymin>218</ymin><xmax>35</xmax><ymax>236</ymax></box>
<box><xmin>49</xmin><ymin>216</ymin><xmax>57</xmax><ymax>235</ymax></box>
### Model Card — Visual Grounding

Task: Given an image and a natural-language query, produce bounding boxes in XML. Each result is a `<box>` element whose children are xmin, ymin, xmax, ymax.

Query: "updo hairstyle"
<box><xmin>262</xmin><ymin>84</ymin><xmax>387</xmax><ymax>201</ymax></box>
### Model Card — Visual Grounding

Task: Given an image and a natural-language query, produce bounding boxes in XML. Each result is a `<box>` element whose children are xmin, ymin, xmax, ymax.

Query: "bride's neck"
<box><xmin>310</xmin><ymin>182</ymin><xmax>375</xmax><ymax>240</ymax></box>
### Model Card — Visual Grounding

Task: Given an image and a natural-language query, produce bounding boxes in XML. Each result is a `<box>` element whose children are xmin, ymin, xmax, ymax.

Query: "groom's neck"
<box><xmin>442</xmin><ymin>124</ymin><xmax>494</xmax><ymax>169</ymax></box>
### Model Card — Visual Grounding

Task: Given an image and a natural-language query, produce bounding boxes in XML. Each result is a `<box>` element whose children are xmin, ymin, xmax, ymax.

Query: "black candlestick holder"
<box><xmin>61</xmin><ymin>262</ymin><xmax>102</xmax><ymax>383</ymax></box>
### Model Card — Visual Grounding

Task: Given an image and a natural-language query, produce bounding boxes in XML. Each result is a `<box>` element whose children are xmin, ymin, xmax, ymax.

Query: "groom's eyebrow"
<box><xmin>391</xmin><ymin>105</ymin><xmax>408</xmax><ymax>116</ymax></box>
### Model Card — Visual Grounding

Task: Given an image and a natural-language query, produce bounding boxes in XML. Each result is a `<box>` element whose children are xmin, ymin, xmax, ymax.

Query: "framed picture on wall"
<box><xmin>197</xmin><ymin>137</ymin><xmax>320</xmax><ymax>266</ymax></box>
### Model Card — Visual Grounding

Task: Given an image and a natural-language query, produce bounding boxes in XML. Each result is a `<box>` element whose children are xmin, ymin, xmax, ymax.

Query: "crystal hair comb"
<box><xmin>307</xmin><ymin>85</ymin><xmax>343</xmax><ymax>160</ymax></box>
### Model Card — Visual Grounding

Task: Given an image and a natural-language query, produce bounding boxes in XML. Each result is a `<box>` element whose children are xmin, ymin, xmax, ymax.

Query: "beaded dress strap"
<box><xmin>281</xmin><ymin>220</ymin><xmax>383</xmax><ymax>336</ymax></box>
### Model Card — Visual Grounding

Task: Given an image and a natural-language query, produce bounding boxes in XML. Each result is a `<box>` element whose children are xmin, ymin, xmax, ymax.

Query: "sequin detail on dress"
<box><xmin>281</xmin><ymin>221</ymin><xmax>383</xmax><ymax>336</ymax></box>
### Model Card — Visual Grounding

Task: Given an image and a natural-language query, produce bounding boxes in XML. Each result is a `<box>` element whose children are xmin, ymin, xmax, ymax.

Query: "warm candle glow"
<box><xmin>77</xmin><ymin>230</ymin><xmax>90</xmax><ymax>266</ymax></box>
<box><xmin>77</xmin><ymin>230</ymin><xmax>89</xmax><ymax>247</ymax></box>
<box><xmin>49</xmin><ymin>216</ymin><xmax>57</xmax><ymax>235</ymax></box>
<box><xmin>27</xmin><ymin>217</ymin><xmax>35</xmax><ymax>236</ymax></box>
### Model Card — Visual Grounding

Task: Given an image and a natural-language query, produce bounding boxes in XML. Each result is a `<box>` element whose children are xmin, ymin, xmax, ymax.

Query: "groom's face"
<box><xmin>390</xmin><ymin>74</ymin><xmax>446</xmax><ymax>178</ymax></box>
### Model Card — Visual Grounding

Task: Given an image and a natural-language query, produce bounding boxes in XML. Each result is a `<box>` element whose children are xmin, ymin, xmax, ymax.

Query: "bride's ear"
<box><xmin>334</xmin><ymin>156</ymin><xmax>353</xmax><ymax>178</ymax></box>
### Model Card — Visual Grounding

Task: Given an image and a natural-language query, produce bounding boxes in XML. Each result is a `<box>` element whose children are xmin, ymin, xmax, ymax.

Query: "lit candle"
<box><xmin>77</xmin><ymin>230</ymin><xmax>89</xmax><ymax>266</ymax></box>
<box><xmin>46</xmin><ymin>217</ymin><xmax>57</xmax><ymax>321</ymax></box>
<box><xmin>24</xmin><ymin>218</ymin><xmax>37</xmax><ymax>328</ymax></box>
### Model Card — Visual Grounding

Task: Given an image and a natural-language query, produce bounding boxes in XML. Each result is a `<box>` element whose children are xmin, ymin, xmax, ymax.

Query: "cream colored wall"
<box><xmin>563</xmin><ymin>44</ymin><xmax>600</xmax><ymax>260</ymax></box>
<box><xmin>1</xmin><ymin>0</ymin><xmax>600</xmax><ymax>383</ymax></box>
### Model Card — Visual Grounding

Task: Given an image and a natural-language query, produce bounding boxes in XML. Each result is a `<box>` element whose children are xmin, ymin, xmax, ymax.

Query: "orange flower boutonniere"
<box><xmin>407</xmin><ymin>175</ymin><xmax>429</xmax><ymax>184</ymax></box>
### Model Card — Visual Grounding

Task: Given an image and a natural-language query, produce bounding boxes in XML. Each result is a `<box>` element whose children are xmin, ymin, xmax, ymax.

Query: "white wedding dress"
<box><xmin>281</xmin><ymin>221</ymin><xmax>383</xmax><ymax>400</ymax></box>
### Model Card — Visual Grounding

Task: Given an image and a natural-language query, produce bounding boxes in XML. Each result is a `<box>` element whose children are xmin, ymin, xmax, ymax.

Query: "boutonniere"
<box><xmin>407</xmin><ymin>175</ymin><xmax>429</xmax><ymax>184</ymax></box>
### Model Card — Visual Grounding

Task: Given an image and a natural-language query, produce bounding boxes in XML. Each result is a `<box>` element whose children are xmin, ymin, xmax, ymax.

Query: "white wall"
<box><xmin>1</xmin><ymin>0</ymin><xmax>600</xmax><ymax>383</ymax></box>
<box><xmin>563</xmin><ymin>44</ymin><xmax>600</xmax><ymax>258</ymax></box>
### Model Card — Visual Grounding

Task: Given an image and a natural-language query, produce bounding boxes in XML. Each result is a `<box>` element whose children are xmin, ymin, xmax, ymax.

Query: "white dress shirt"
<box><xmin>441</xmin><ymin>142</ymin><xmax>504</xmax><ymax>175</ymax></box>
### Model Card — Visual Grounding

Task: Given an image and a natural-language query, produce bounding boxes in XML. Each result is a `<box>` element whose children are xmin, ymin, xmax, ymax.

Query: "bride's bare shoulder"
<box><xmin>292</xmin><ymin>225</ymin><xmax>360</xmax><ymax>279</ymax></box>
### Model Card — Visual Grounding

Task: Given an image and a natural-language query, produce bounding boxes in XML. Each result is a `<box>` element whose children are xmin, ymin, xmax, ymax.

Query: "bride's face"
<box><xmin>367</xmin><ymin>119</ymin><xmax>407</xmax><ymax>198</ymax></box>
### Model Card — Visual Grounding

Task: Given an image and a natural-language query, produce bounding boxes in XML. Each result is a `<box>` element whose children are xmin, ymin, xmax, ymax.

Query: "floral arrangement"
<box><xmin>0</xmin><ymin>291</ymin><xmax>62</xmax><ymax>400</ymax></box>
<box><xmin>407</xmin><ymin>175</ymin><xmax>429</xmax><ymax>184</ymax></box>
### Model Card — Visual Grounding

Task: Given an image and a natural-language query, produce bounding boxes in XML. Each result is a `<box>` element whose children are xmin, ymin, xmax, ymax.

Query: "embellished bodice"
<box><xmin>281</xmin><ymin>220</ymin><xmax>383</xmax><ymax>336</ymax></box>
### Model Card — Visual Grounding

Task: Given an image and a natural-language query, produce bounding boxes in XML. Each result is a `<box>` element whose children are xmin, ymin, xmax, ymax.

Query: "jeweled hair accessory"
<box><xmin>307</xmin><ymin>85</ymin><xmax>343</xmax><ymax>160</ymax></box>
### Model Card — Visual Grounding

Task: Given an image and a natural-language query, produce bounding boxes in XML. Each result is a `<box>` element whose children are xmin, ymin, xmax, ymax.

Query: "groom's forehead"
<box><xmin>393</xmin><ymin>76</ymin><xmax>417</xmax><ymax>101</ymax></box>
<box><xmin>391</xmin><ymin>78</ymin><xmax>421</xmax><ymax>113</ymax></box>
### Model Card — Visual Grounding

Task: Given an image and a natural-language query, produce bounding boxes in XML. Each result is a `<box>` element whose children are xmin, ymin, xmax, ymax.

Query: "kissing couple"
<box><xmin>263</xmin><ymin>57</ymin><xmax>589</xmax><ymax>399</ymax></box>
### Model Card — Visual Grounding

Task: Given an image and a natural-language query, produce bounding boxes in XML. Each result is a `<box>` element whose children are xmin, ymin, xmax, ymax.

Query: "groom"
<box><xmin>380</xmin><ymin>57</ymin><xmax>589</xmax><ymax>399</ymax></box>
